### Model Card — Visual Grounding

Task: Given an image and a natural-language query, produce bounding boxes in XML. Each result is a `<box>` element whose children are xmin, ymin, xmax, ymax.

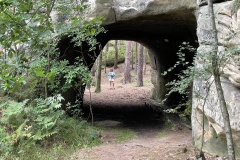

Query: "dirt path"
<box><xmin>76</xmin><ymin>64</ymin><xmax>218</xmax><ymax>160</ymax></box>
<box><xmin>72</xmin><ymin>127</ymin><xmax>197</xmax><ymax>160</ymax></box>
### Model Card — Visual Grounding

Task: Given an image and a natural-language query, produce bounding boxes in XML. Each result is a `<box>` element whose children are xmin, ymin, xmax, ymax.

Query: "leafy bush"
<box><xmin>0</xmin><ymin>127</ymin><xmax>12</xmax><ymax>158</ymax></box>
<box><xmin>156</xmin><ymin>131</ymin><xmax>167</xmax><ymax>139</ymax></box>
<box><xmin>0</xmin><ymin>1</ymin><xmax>105</xmax><ymax>159</ymax></box>
<box><xmin>57</xmin><ymin>118</ymin><xmax>101</xmax><ymax>147</ymax></box>
<box><xmin>0</xmin><ymin>96</ymin><xmax>64</xmax><ymax>155</ymax></box>
<box><xmin>110</xmin><ymin>128</ymin><xmax>137</xmax><ymax>143</ymax></box>
<box><xmin>0</xmin><ymin>0</ymin><xmax>105</xmax><ymax>102</ymax></box>
<box><xmin>102</xmin><ymin>41</ymin><xmax>151</xmax><ymax>67</ymax></box>
<box><xmin>0</xmin><ymin>97</ymin><xmax>101</xmax><ymax>159</ymax></box>
<box><xmin>102</xmin><ymin>47</ymin><xmax>126</xmax><ymax>66</ymax></box>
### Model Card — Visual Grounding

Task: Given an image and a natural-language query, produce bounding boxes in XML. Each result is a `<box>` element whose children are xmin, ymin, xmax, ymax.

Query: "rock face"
<box><xmin>90</xmin><ymin>0</ymin><xmax>196</xmax><ymax>25</ymax></box>
<box><xmin>192</xmin><ymin>1</ymin><xmax>240</xmax><ymax>157</ymax></box>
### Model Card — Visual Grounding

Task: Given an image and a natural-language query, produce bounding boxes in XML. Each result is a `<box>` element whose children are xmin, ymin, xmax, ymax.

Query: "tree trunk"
<box><xmin>91</xmin><ymin>65</ymin><xmax>96</xmax><ymax>76</ymax></box>
<box><xmin>124</xmin><ymin>41</ymin><xmax>132</xmax><ymax>84</ymax></box>
<box><xmin>135</xmin><ymin>42</ymin><xmax>138</xmax><ymax>74</ymax></box>
<box><xmin>45</xmin><ymin>51</ymin><xmax>50</xmax><ymax>98</ymax></box>
<box><xmin>104</xmin><ymin>42</ymin><xmax>109</xmax><ymax>73</ymax></box>
<box><xmin>137</xmin><ymin>44</ymin><xmax>143</xmax><ymax>87</ymax></box>
<box><xmin>208</xmin><ymin>0</ymin><xmax>236</xmax><ymax>159</ymax></box>
<box><xmin>95</xmin><ymin>52</ymin><xmax>102</xmax><ymax>92</ymax></box>
<box><xmin>143</xmin><ymin>47</ymin><xmax>147</xmax><ymax>75</ymax></box>
<box><xmin>131</xmin><ymin>44</ymin><xmax>134</xmax><ymax>70</ymax></box>
<box><xmin>114</xmin><ymin>40</ymin><xmax>118</xmax><ymax>69</ymax></box>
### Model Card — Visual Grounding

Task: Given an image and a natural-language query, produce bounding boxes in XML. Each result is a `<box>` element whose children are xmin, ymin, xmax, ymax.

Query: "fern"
<box><xmin>11</xmin><ymin>120</ymin><xmax>28</xmax><ymax>144</ymax></box>
<box><xmin>2</xmin><ymin>100</ymin><xmax>28</xmax><ymax>129</ymax></box>
<box><xmin>0</xmin><ymin>127</ymin><xmax>12</xmax><ymax>157</ymax></box>
<box><xmin>0</xmin><ymin>95</ymin><xmax>65</xmax><ymax>156</ymax></box>
<box><xmin>30</xmin><ymin>95</ymin><xmax>64</xmax><ymax>140</ymax></box>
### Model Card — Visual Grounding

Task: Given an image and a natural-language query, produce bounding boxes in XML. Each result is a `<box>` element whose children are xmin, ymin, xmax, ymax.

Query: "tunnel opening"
<box><xmin>57</xmin><ymin>9</ymin><xmax>198</xmax><ymax>128</ymax></box>
<box><xmin>81</xmin><ymin>40</ymin><xmax>164</xmax><ymax>130</ymax></box>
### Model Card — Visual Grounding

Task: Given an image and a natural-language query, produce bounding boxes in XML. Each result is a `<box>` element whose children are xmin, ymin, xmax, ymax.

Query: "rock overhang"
<box><xmin>91</xmin><ymin>0</ymin><xmax>198</xmax><ymax>41</ymax></box>
<box><xmin>57</xmin><ymin>0</ymin><xmax>199</xmax><ymax>111</ymax></box>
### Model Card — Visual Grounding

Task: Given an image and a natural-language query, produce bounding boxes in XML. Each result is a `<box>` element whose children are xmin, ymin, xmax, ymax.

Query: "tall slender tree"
<box><xmin>135</xmin><ymin>42</ymin><xmax>138</xmax><ymax>74</ymax></box>
<box><xmin>124</xmin><ymin>41</ymin><xmax>132</xmax><ymax>84</ymax></box>
<box><xmin>95</xmin><ymin>52</ymin><xmax>102</xmax><ymax>93</ymax></box>
<box><xmin>208</xmin><ymin>0</ymin><xmax>235</xmax><ymax>159</ymax></box>
<box><xmin>131</xmin><ymin>44</ymin><xmax>135</xmax><ymax>70</ymax></box>
<box><xmin>143</xmin><ymin>47</ymin><xmax>147</xmax><ymax>75</ymax></box>
<box><xmin>114</xmin><ymin>40</ymin><xmax>118</xmax><ymax>69</ymax></box>
<box><xmin>104</xmin><ymin>42</ymin><xmax>109</xmax><ymax>73</ymax></box>
<box><xmin>91</xmin><ymin>64</ymin><xmax>96</xmax><ymax>76</ymax></box>
<box><xmin>137</xmin><ymin>44</ymin><xmax>143</xmax><ymax>87</ymax></box>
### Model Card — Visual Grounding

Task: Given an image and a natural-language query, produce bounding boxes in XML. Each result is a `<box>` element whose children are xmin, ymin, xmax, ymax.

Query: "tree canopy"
<box><xmin>0</xmin><ymin>0</ymin><xmax>105</xmax><ymax>95</ymax></box>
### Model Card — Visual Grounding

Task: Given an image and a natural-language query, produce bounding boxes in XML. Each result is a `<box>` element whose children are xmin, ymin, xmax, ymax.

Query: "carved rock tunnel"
<box><xmin>57</xmin><ymin>9</ymin><xmax>199</xmax><ymax>123</ymax></box>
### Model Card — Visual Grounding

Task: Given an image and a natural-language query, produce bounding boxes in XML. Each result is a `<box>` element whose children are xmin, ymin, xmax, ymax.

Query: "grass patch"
<box><xmin>9</xmin><ymin>143</ymin><xmax>76</xmax><ymax>160</ymax></box>
<box><xmin>143</xmin><ymin>79</ymin><xmax>153</xmax><ymax>87</ymax></box>
<box><xmin>131</xmin><ymin>79</ymin><xmax>152</xmax><ymax>87</ymax></box>
<box><xmin>1</xmin><ymin>119</ymin><xmax>102</xmax><ymax>160</ymax></box>
<box><xmin>112</xmin><ymin>128</ymin><xmax>137</xmax><ymax>142</ymax></box>
<box><xmin>156</xmin><ymin>131</ymin><xmax>167</xmax><ymax>139</ymax></box>
<box><xmin>165</xmin><ymin>118</ymin><xmax>175</xmax><ymax>129</ymax></box>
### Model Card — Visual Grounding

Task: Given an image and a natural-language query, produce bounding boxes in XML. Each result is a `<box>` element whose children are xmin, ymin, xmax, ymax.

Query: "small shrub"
<box><xmin>165</xmin><ymin>118</ymin><xmax>174</xmax><ymax>129</ymax></box>
<box><xmin>102</xmin><ymin>48</ymin><xmax>126</xmax><ymax>66</ymax></box>
<box><xmin>0</xmin><ymin>97</ymin><xmax>102</xmax><ymax>159</ymax></box>
<box><xmin>57</xmin><ymin>117</ymin><xmax>101</xmax><ymax>147</ymax></box>
<box><xmin>0</xmin><ymin>127</ymin><xmax>12</xmax><ymax>158</ymax></box>
<box><xmin>112</xmin><ymin>128</ymin><xmax>137</xmax><ymax>142</ymax></box>
<box><xmin>156</xmin><ymin>131</ymin><xmax>167</xmax><ymax>139</ymax></box>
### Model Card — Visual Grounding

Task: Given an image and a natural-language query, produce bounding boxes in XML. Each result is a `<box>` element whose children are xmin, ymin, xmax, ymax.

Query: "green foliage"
<box><xmin>111</xmin><ymin>128</ymin><xmax>137</xmax><ymax>142</ymax></box>
<box><xmin>102</xmin><ymin>44</ymin><xmax>126</xmax><ymax>66</ymax></box>
<box><xmin>164</xmin><ymin>118</ymin><xmax>174</xmax><ymax>129</ymax></box>
<box><xmin>69</xmin><ymin>17</ymin><xmax>106</xmax><ymax>51</ymax></box>
<box><xmin>162</xmin><ymin>39</ymin><xmax>240</xmax><ymax>121</ymax></box>
<box><xmin>31</xmin><ymin>95</ymin><xmax>64</xmax><ymax>141</ymax></box>
<box><xmin>0</xmin><ymin>1</ymin><xmax>106</xmax><ymax>159</ymax></box>
<box><xmin>161</xmin><ymin>42</ymin><xmax>196</xmax><ymax>117</ymax></box>
<box><xmin>30</xmin><ymin>54</ymin><xmax>92</xmax><ymax>96</ymax></box>
<box><xmin>0</xmin><ymin>0</ymin><xmax>106</xmax><ymax>117</ymax></box>
<box><xmin>0</xmin><ymin>96</ymin><xmax>64</xmax><ymax>155</ymax></box>
<box><xmin>156</xmin><ymin>131</ymin><xmax>167</xmax><ymax>139</ymax></box>
<box><xmin>101</xmin><ymin>40</ymin><xmax>151</xmax><ymax>67</ymax></box>
<box><xmin>2</xmin><ymin>100</ymin><xmax>28</xmax><ymax>128</ymax></box>
<box><xmin>0</xmin><ymin>97</ymin><xmax>101</xmax><ymax>159</ymax></box>
<box><xmin>0</xmin><ymin>62</ymin><xmax>26</xmax><ymax>93</ymax></box>
<box><xmin>0</xmin><ymin>126</ymin><xmax>12</xmax><ymax>157</ymax></box>
<box><xmin>0</xmin><ymin>0</ymin><xmax>105</xmax><ymax>96</ymax></box>
<box><xmin>57</xmin><ymin>118</ymin><xmax>101</xmax><ymax>147</ymax></box>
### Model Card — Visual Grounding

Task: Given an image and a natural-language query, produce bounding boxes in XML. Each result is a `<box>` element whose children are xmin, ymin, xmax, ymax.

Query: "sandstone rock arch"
<box><xmin>57</xmin><ymin>0</ymin><xmax>198</xmax><ymax>108</ymax></box>
<box><xmin>57</xmin><ymin>0</ymin><xmax>240</xmax><ymax>157</ymax></box>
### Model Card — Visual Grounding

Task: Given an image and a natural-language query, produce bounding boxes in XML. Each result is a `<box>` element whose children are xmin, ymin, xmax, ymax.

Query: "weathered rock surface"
<box><xmin>90</xmin><ymin>0</ymin><xmax>196</xmax><ymax>25</ymax></box>
<box><xmin>193</xmin><ymin>1</ymin><xmax>240</xmax><ymax>157</ymax></box>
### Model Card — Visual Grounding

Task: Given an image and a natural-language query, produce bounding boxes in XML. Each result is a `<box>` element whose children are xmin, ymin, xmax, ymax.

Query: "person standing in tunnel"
<box><xmin>108</xmin><ymin>68</ymin><xmax>116</xmax><ymax>89</ymax></box>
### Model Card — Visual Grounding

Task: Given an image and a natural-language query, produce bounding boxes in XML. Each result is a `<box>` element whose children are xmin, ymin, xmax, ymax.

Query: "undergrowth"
<box><xmin>96</xmin><ymin>126</ymin><xmax>137</xmax><ymax>143</ymax></box>
<box><xmin>156</xmin><ymin>131</ymin><xmax>167</xmax><ymax>139</ymax></box>
<box><xmin>0</xmin><ymin>98</ymin><xmax>101</xmax><ymax>160</ymax></box>
<box><xmin>111</xmin><ymin>128</ymin><xmax>137</xmax><ymax>143</ymax></box>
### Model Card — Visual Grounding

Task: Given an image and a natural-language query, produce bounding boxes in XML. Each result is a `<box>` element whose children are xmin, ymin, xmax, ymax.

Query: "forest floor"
<box><xmin>74</xmin><ymin>64</ymin><xmax>221</xmax><ymax>160</ymax></box>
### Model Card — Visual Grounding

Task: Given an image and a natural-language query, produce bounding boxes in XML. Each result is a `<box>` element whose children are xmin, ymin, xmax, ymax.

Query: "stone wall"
<box><xmin>192</xmin><ymin>1</ymin><xmax>240</xmax><ymax>156</ymax></box>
